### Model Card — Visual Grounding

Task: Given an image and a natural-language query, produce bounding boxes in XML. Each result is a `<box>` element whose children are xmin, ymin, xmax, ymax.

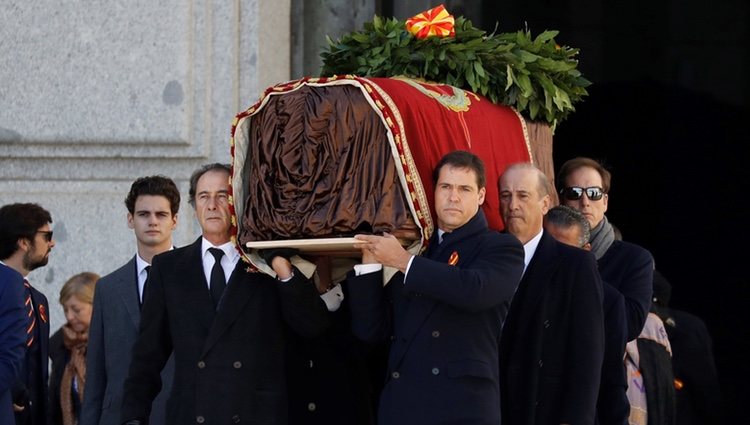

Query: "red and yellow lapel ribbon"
<box><xmin>405</xmin><ymin>4</ymin><xmax>456</xmax><ymax>39</ymax></box>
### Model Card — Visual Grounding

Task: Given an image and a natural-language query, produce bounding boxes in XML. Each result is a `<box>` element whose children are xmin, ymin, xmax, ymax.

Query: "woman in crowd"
<box><xmin>49</xmin><ymin>272</ymin><xmax>98</xmax><ymax>425</ymax></box>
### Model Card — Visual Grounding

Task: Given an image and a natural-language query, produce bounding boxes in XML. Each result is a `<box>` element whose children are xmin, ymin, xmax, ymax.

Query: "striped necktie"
<box><xmin>23</xmin><ymin>279</ymin><xmax>36</xmax><ymax>347</ymax></box>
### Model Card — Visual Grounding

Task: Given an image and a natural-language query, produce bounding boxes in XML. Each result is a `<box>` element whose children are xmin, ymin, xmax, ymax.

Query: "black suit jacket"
<box><xmin>0</xmin><ymin>264</ymin><xmax>26</xmax><ymax>425</ymax></box>
<box><xmin>285</xmin><ymin>281</ymin><xmax>382</xmax><ymax>425</ymax></box>
<box><xmin>596</xmin><ymin>283</ymin><xmax>629</xmax><ymax>425</ymax></box>
<box><xmin>121</xmin><ymin>238</ymin><xmax>329</xmax><ymax>425</ymax></box>
<box><xmin>598</xmin><ymin>240</ymin><xmax>654</xmax><ymax>341</ymax></box>
<box><xmin>500</xmin><ymin>230</ymin><xmax>605</xmax><ymax>425</ymax></box>
<box><xmin>664</xmin><ymin>308</ymin><xmax>722</xmax><ymax>425</ymax></box>
<box><xmin>14</xmin><ymin>282</ymin><xmax>50</xmax><ymax>425</ymax></box>
<box><xmin>348</xmin><ymin>210</ymin><xmax>525</xmax><ymax>425</ymax></box>
<box><xmin>48</xmin><ymin>328</ymin><xmax>75</xmax><ymax>425</ymax></box>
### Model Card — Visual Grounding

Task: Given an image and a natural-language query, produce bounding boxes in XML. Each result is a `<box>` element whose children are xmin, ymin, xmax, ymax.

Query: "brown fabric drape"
<box><xmin>60</xmin><ymin>325</ymin><xmax>87</xmax><ymax>425</ymax></box>
<box><xmin>239</xmin><ymin>85</ymin><xmax>412</xmax><ymax>244</ymax></box>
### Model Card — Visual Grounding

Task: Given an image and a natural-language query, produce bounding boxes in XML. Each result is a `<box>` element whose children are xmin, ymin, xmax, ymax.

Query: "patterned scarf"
<box><xmin>589</xmin><ymin>214</ymin><xmax>615</xmax><ymax>260</ymax></box>
<box><xmin>60</xmin><ymin>324</ymin><xmax>88</xmax><ymax>425</ymax></box>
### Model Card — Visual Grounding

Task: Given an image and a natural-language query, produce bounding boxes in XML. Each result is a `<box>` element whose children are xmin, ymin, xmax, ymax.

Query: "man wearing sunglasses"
<box><xmin>0</xmin><ymin>203</ymin><xmax>55</xmax><ymax>425</ymax></box>
<box><xmin>557</xmin><ymin>157</ymin><xmax>653</xmax><ymax>345</ymax></box>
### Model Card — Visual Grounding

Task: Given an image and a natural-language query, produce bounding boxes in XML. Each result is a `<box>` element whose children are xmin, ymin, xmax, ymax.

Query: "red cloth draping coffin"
<box><xmin>230</xmin><ymin>76</ymin><xmax>532</xmax><ymax>264</ymax></box>
<box><xmin>363</xmin><ymin>76</ymin><xmax>531</xmax><ymax>234</ymax></box>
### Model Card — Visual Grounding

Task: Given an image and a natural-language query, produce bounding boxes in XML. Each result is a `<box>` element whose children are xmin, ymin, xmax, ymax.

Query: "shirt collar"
<box><xmin>201</xmin><ymin>238</ymin><xmax>239</xmax><ymax>263</ymax></box>
<box><xmin>135</xmin><ymin>254</ymin><xmax>150</xmax><ymax>276</ymax></box>
<box><xmin>0</xmin><ymin>260</ymin><xmax>28</xmax><ymax>278</ymax></box>
<box><xmin>136</xmin><ymin>246</ymin><xmax>175</xmax><ymax>272</ymax></box>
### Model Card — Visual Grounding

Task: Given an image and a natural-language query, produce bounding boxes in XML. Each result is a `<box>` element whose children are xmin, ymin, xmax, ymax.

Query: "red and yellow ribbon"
<box><xmin>406</xmin><ymin>4</ymin><xmax>455</xmax><ymax>39</ymax></box>
<box><xmin>448</xmin><ymin>250</ymin><xmax>459</xmax><ymax>266</ymax></box>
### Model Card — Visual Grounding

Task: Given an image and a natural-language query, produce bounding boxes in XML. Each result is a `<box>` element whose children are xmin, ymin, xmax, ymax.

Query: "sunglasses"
<box><xmin>560</xmin><ymin>186</ymin><xmax>605</xmax><ymax>201</ymax></box>
<box><xmin>37</xmin><ymin>230</ymin><xmax>54</xmax><ymax>242</ymax></box>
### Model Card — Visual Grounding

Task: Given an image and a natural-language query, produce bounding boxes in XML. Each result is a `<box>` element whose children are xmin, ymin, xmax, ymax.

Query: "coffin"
<box><xmin>229</xmin><ymin>75</ymin><xmax>555</xmax><ymax>271</ymax></box>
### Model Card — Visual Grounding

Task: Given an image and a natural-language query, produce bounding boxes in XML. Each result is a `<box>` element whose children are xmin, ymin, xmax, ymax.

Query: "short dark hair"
<box><xmin>0</xmin><ymin>203</ymin><xmax>53</xmax><ymax>260</ymax></box>
<box><xmin>557</xmin><ymin>157</ymin><xmax>612</xmax><ymax>193</ymax></box>
<box><xmin>188</xmin><ymin>163</ymin><xmax>231</xmax><ymax>207</ymax></box>
<box><xmin>544</xmin><ymin>204</ymin><xmax>591</xmax><ymax>248</ymax></box>
<box><xmin>432</xmin><ymin>150</ymin><xmax>486</xmax><ymax>189</ymax></box>
<box><xmin>124</xmin><ymin>175</ymin><xmax>181</xmax><ymax>215</ymax></box>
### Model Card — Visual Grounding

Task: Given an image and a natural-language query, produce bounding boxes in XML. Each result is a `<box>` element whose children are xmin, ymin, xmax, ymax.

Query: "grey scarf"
<box><xmin>590</xmin><ymin>214</ymin><xmax>615</xmax><ymax>260</ymax></box>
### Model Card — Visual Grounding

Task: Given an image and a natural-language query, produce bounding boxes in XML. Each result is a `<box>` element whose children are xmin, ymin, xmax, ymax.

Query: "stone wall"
<box><xmin>0</xmin><ymin>0</ymin><xmax>290</xmax><ymax>331</ymax></box>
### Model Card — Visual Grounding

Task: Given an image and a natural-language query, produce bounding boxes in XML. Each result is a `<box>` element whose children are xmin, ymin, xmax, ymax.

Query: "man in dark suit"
<box><xmin>0</xmin><ymin>203</ymin><xmax>55</xmax><ymax>425</ymax></box>
<box><xmin>498</xmin><ymin>163</ymin><xmax>605</xmax><ymax>425</ymax></box>
<box><xmin>544</xmin><ymin>205</ymin><xmax>630</xmax><ymax>425</ymax></box>
<box><xmin>347</xmin><ymin>151</ymin><xmax>525</xmax><ymax>425</ymax></box>
<box><xmin>0</xmin><ymin>262</ymin><xmax>26</xmax><ymax>425</ymax></box>
<box><xmin>81</xmin><ymin>176</ymin><xmax>180</xmax><ymax>425</ymax></box>
<box><xmin>121</xmin><ymin>163</ymin><xmax>329</xmax><ymax>425</ymax></box>
<box><xmin>557</xmin><ymin>157</ymin><xmax>654</xmax><ymax>342</ymax></box>
<box><xmin>652</xmin><ymin>270</ymin><xmax>722</xmax><ymax>425</ymax></box>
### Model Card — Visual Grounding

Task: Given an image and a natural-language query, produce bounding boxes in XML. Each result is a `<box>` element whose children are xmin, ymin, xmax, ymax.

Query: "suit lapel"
<box><xmin>517</xmin><ymin>233</ymin><xmax>560</xmax><ymax>320</ymax></box>
<box><xmin>29</xmin><ymin>286</ymin><xmax>50</xmax><ymax>382</ymax></box>
<box><xmin>201</xmin><ymin>262</ymin><xmax>258</xmax><ymax>357</ymax></box>
<box><xmin>113</xmin><ymin>256</ymin><xmax>141</xmax><ymax>329</ymax></box>
<box><xmin>176</xmin><ymin>239</ymin><xmax>218</xmax><ymax>333</ymax></box>
<box><xmin>391</xmin><ymin>232</ymin><xmax>449</xmax><ymax>367</ymax></box>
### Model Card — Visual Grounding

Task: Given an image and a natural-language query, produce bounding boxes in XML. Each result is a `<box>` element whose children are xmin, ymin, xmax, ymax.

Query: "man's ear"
<box><xmin>478</xmin><ymin>187</ymin><xmax>486</xmax><ymax>206</ymax></box>
<box><xmin>127</xmin><ymin>213</ymin><xmax>135</xmax><ymax>230</ymax></box>
<box><xmin>17</xmin><ymin>237</ymin><xmax>31</xmax><ymax>252</ymax></box>
<box><xmin>541</xmin><ymin>194</ymin><xmax>551</xmax><ymax>214</ymax></box>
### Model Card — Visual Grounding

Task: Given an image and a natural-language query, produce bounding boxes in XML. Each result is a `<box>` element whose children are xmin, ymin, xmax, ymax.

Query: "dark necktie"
<box><xmin>23</xmin><ymin>279</ymin><xmax>36</xmax><ymax>347</ymax></box>
<box><xmin>209</xmin><ymin>248</ymin><xmax>226</xmax><ymax>309</ymax></box>
<box><xmin>140</xmin><ymin>265</ymin><xmax>151</xmax><ymax>309</ymax></box>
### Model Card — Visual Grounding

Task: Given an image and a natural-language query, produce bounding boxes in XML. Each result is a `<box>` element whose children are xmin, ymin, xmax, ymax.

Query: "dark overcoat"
<box><xmin>348</xmin><ymin>210</ymin><xmax>525</xmax><ymax>425</ymax></box>
<box><xmin>500</xmin><ymin>230</ymin><xmax>605</xmax><ymax>425</ymax></box>
<box><xmin>121</xmin><ymin>237</ymin><xmax>329</xmax><ymax>425</ymax></box>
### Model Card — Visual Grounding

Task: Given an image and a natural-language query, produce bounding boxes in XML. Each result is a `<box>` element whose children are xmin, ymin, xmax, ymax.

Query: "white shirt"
<box><xmin>319</xmin><ymin>284</ymin><xmax>345</xmax><ymax>312</ymax></box>
<box><xmin>135</xmin><ymin>254</ymin><xmax>150</xmax><ymax>302</ymax></box>
<box><xmin>136</xmin><ymin>247</ymin><xmax>175</xmax><ymax>302</ymax></box>
<box><xmin>201</xmin><ymin>238</ymin><xmax>240</xmax><ymax>289</ymax></box>
<box><xmin>521</xmin><ymin>229</ymin><xmax>544</xmax><ymax>275</ymax></box>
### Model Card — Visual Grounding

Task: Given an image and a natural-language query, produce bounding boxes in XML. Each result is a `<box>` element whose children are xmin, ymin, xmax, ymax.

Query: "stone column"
<box><xmin>291</xmin><ymin>0</ymin><xmax>375</xmax><ymax>78</ymax></box>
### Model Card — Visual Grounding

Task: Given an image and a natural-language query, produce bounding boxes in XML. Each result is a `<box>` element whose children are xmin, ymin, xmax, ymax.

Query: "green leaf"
<box><xmin>515</xmin><ymin>73</ymin><xmax>533</xmax><ymax>97</ymax></box>
<box><xmin>529</xmin><ymin>99</ymin><xmax>540</xmax><ymax>119</ymax></box>
<box><xmin>319</xmin><ymin>13</ymin><xmax>591</xmax><ymax>125</ymax></box>
<box><xmin>473</xmin><ymin>61</ymin><xmax>486</xmax><ymax>78</ymax></box>
<box><xmin>505</xmin><ymin>64</ymin><xmax>514</xmax><ymax>91</ymax></box>
<box><xmin>517</xmin><ymin>50</ymin><xmax>540</xmax><ymax>63</ymax></box>
<box><xmin>534</xmin><ymin>30</ymin><xmax>559</xmax><ymax>43</ymax></box>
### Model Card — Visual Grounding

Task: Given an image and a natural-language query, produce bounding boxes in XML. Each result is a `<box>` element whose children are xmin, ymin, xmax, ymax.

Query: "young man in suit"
<box><xmin>121</xmin><ymin>163</ymin><xmax>329</xmax><ymax>425</ymax></box>
<box><xmin>0</xmin><ymin>203</ymin><xmax>55</xmax><ymax>425</ymax></box>
<box><xmin>498</xmin><ymin>163</ymin><xmax>605</xmax><ymax>425</ymax></box>
<box><xmin>347</xmin><ymin>151</ymin><xmax>525</xmax><ymax>425</ymax></box>
<box><xmin>81</xmin><ymin>175</ymin><xmax>180</xmax><ymax>425</ymax></box>
<box><xmin>0</xmin><ymin>261</ymin><xmax>26</xmax><ymax>425</ymax></box>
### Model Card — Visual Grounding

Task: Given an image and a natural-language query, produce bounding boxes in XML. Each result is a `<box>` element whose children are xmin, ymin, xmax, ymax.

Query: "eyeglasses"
<box><xmin>560</xmin><ymin>186</ymin><xmax>605</xmax><ymax>201</ymax></box>
<box><xmin>36</xmin><ymin>231</ymin><xmax>53</xmax><ymax>242</ymax></box>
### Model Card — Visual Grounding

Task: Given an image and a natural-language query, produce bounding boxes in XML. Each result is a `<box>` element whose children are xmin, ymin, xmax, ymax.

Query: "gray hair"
<box><xmin>544</xmin><ymin>205</ymin><xmax>591</xmax><ymax>248</ymax></box>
